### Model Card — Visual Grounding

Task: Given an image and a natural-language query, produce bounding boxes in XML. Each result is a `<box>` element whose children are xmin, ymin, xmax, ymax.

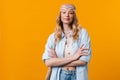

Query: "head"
<box><xmin>55</xmin><ymin>4</ymin><xmax>82</xmax><ymax>43</ymax></box>
<box><xmin>60</xmin><ymin>4</ymin><xmax>75</xmax><ymax>25</ymax></box>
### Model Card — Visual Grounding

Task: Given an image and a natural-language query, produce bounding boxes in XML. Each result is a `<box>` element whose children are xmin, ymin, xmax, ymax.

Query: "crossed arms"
<box><xmin>45</xmin><ymin>44</ymin><xmax>89</xmax><ymax>67</ymax></box>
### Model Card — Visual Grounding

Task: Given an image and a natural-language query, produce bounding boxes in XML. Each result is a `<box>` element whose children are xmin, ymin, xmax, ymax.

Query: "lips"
<box><xmin>64</xmin><ymin>18</ymin><xmax>70</xmax><ymax>20</ymax></box>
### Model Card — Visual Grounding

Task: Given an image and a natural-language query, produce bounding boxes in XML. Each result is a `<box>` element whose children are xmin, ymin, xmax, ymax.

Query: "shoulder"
<box><xmin>80</xmin><ymin>27</ymin><xmax>88</xmax><ymax>34</ymax></box>
<box><xmin>79</xmin><ymin>27</ymin><xmax>88</xmax><ymax>36</ymax></box>
<box><xmin>79</xmin><ymin>27</ymin><xmax>90</xmax><ymax>39</ymax></box>
<box><xmin>47</xmin><ymin>32</ymin><xmax>55</xmax><ymax>42</ymax></box>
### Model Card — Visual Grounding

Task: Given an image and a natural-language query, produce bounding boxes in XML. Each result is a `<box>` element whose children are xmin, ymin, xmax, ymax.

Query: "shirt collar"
<box><xmin>62</xmin><ymin>30</ymin><xmax>73</xmax><ymax>38</ymax></box>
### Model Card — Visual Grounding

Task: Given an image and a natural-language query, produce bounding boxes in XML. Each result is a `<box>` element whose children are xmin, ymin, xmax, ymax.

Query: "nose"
<box><xmin>65</xmin><ymin>12</ymin><xmax>69</xmax><ymax>17</ymax></box>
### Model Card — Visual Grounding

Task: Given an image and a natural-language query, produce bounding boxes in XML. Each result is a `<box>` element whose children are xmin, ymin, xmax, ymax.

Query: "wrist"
<box><xmin>70</xmin><ymin>56</ymin><xmax>76</xmax><ymax>61</ymax></box>
<box><xmin>66</xmin><ymin>57</ymin><xmax>74</xmax><ymax>62</ymax></box>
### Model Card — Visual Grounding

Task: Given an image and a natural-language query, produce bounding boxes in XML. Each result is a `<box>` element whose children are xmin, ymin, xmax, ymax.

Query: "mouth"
<box><xmin>64</xmin><ymin>18</ymin><xmax>70</xmax><ymax>20</ymax></box>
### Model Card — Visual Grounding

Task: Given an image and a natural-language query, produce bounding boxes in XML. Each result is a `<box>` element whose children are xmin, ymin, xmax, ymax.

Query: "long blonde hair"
<box><xmin>54</xmin><ymin>5</ymin><xmax>82</xmax><ymax>44</ymax></box>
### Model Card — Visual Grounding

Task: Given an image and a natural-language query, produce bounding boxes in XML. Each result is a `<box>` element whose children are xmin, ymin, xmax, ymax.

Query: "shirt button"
<box><xmin>68</xmin><ymin>52</ymin><xmax>70</xmax><ymax>55</ymax></box>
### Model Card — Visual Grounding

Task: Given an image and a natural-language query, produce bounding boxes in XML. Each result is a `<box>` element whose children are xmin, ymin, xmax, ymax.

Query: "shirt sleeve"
<box><xmin>79</xmin><ymin>28</ymin><xmax>92</xmax><ymax>63</ymax></box>
<box><xmin>42</xmin><ymin>33</ymin><xmax>55</xmax><ymax>62</ymax></box>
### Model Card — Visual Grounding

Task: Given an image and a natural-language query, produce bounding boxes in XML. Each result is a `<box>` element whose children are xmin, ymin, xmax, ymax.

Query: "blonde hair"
<box><xmin>54</xmin><ymin>4</ymin><xmax>82</xmax><ymax>44</ymax></box>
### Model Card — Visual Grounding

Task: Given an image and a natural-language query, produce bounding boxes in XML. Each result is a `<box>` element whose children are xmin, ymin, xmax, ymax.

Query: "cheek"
<box><xmin>61</xmin><ymin>16</ymin><xmax>64</xmax><ymax>21</ymax></box>
<box><xmin>61</xmin><ymin>15</ymin><xmax>64</xmax><ymax>19</ymax></box>
<box><xmin>70</xmin><ymin>16</ymin><xmax>74</xmax><ymax>21</ymax></box>
<box><xmin>70</xmin><ymin>15</ymin><xmax>74</xmax><ymax>18</ymax></box>
<box><xmin>61</xmin><ymin>15</ymin><xmax>65</xmax><ymax>21</ymax></box>
<box><xmin>61</xmin><ymin>14</ymin><xmax>65</xmax><ymax>18</ymax></box>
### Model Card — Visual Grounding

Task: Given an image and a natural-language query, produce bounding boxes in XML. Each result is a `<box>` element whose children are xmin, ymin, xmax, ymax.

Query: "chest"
<box><xmin>55</xmin><ymin>38</ymin><xmax>81</xmax><ymax>58</ymax></box>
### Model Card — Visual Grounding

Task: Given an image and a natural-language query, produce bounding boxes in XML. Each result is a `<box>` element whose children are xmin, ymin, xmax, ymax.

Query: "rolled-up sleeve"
<box><xmin>42</xmin><ymin>33</ymin><xmax>55</xmax><ymax>62</ymax></box>
<box><xmin>79</xmin><ymin>28</ymin><xmax>92</xmax><ymax>63</ymax></box>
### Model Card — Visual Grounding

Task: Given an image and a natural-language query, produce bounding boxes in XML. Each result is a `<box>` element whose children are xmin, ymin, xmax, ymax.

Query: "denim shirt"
<box><xmin>42</xmin><ymin>28</ymin><xmax>92</xmax><ymax>80</ymax></box>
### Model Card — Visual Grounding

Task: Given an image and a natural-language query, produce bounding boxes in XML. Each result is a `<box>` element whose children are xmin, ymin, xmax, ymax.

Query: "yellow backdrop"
<box><xmin>1</xmin><ymin>0</ymin><xmax>120</xmax><ymax>80</ymax></box>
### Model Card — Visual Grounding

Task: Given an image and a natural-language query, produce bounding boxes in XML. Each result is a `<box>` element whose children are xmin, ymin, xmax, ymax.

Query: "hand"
<box><xmin>48</xmin><ymin>67</ymin><xmax>52</xmax><ymax>71</ymax></box>
<box><xmin>49</xmin><ymin>48</ymin><xmax>58</xmax><ymax>58</ymax></box>
<box><xmin>72</xmin><ymin>44</ymin><xmax>89</xmax><ymax>61</ymax></box>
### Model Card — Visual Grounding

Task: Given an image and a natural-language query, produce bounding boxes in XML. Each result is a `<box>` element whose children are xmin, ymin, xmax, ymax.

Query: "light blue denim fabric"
<box><xmin>42</xmin><ymin>28</ymin><xmax>92</xmax><ymax>80</ymax></box>
<box><xmin>60</xmin><ymin>69</ymin><xmax>76</xmax><ymax>80</ymax></box>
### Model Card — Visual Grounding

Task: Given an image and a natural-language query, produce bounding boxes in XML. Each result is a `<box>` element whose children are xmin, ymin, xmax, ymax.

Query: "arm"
<box><xmin>79</xmin><ymin>28</ymin><xmax>92</xmax><ymax>63</ymax></box>
<box><xmin>64</xmin><ymin>28</ymin><xmax>92</xmax><ymax>67</ymax></box>
<box><xmin>62</xmin><ymin>59</ymin><xmax>87</xmax><ymax>67</ymax></box>
<box><xmin>45</xmin><ymin>57</ymin><xmax>74</xmax><ymax>67</ymax></box>
<box><xmin>42</xmin><ymin>33</ymin><xmax>75</xmax><ymax>67</ymax></box>
<box><xmin>45</xmin><ymin>67</ymin><xmax>52</xmax><ymax>80</ymax></box>
<box><xmin>45</xmin><ymin>44</ymin><xmax>88</xmax><ymax>67</ymax></box>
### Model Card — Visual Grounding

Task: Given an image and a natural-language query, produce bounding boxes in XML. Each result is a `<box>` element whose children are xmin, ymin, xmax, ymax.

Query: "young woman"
<box><xmin>42</xmin><ymin>4</ymin><xmax>92</xmax><ymax>80</ymax></box>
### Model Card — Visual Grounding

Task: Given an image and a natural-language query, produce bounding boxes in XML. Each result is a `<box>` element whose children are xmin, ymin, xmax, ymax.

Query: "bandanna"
<box><xmin>60</xmin><ymin>4</ymin><xmax>76</xmax><ymax>12</ymax></box>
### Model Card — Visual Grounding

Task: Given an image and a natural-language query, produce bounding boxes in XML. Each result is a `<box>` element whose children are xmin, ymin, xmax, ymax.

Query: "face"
<box><xmin>61</xmin><ymin>9</ymin><xmax>74</xmax><ymax>25</ymax></box>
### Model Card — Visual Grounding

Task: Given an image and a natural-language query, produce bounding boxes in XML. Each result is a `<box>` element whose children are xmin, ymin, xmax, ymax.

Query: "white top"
<box><xmin>63</xmin><ymin>30</ymin><xmax>74</xmax><ymax>58</ymax></box>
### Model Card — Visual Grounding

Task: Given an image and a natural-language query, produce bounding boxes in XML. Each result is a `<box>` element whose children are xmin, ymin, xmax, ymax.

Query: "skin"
<box><xmin>61</xmin><ymin>8</ymin><xmax>74</xmax><ymax>32</ymax></box>
<box><xmin>45</xmin><ymin>8</ymin><xmax>89</xmax><ymax>70</ymax></box>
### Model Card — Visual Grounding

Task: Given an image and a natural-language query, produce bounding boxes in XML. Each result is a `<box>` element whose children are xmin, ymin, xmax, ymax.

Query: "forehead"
<box><xmin>60</xmin><ymin>9</ymin><xmax>74</xmax><ymax>12</ymax></box>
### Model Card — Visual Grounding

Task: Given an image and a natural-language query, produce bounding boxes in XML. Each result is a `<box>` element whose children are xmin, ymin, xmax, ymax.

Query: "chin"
<box><xmin>63</xmin><ymin>21</ymin><xmax>72</xmax><ymax>24</ymax></box>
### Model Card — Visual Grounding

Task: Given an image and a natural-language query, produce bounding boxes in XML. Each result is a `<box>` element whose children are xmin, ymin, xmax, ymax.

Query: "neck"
<box><xmin>63</xmin><ymin>24</ymin><xmax>71</xmax><ymax>33</ymax></box>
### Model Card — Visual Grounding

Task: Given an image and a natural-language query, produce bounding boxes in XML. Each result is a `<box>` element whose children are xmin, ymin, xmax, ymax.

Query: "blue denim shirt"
<box><xmin>42</xmin><ymin>28</ymin><xmax>92</xmax><ymax>80</ymax></box>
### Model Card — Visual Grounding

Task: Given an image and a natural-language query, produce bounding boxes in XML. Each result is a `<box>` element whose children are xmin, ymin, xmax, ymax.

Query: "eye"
<box><xmin>62</xmin><ymin>11</ymin><xmax>66</xmax><ymax>14</ymax></box>
<box><xmin>69</xmin><ymin>12</ymin><xmax>74</xmax><ymax>14</ymax></box>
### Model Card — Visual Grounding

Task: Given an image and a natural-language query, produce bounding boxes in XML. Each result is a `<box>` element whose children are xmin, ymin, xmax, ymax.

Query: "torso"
<box><xmin>61</xmin><ymin>31</ymin><xmax>76</xmax><ymax>70</ymax></box>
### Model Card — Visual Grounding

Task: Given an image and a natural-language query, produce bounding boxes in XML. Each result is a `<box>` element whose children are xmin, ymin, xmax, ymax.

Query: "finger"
<box><xmin>48</xmin><ymin>50</ymin><xmax>53</xmax><ymax>56</ymax></box>
<box><xmin>50</xmin><ymin>51</ymin><xmax>54</xmax><ymax>55</ymax></box>
<box><xmin>80</xmin><ymin>44</ymin><xmax>84</xmax><ymax>49</ymax></box>
<box><xmin>81</xmin><ymin>52</ymin><xmax>88</xmax><ymax>56</ymax></box>
<box><xmin>50</xmin><ymin>50</ymin><xmax>56</xmax><ymax>55</ymax></box>
<box><xmin>49</xmin><ymin>47</ymin><xmax>54</xmax><ymax>51</ymax></box>
<box><xmin>48</xmin><ymin>52</ymin><xmax>54</xmax><ymax>57</ymax></box>
<box><xmin>50</xmin><ymin>48</ymin><xmax>55</xmax><ymax>53</ymax></box>
<box><xmin>49</xmin><ymin>48</ymin><xmax>54</xmax><ymax>52</ymax></box>
<box><xmin>48</xmin><ymin>51</ymin><xmax>52</xmax><ymax>57</ymax></box>
<box><xmin>48</xmin><ymin>67</ymin><xmax>51</xmax><ymax>70</ymax></box>
<box><xmin>51</xmin><ymin>48</ymin><xmax>54</xmax><ymax>50</ymax></box>
<box><xmin>49</xmin><ymin>55</ymin><xmax>54</xmax><ymax>57</ymax></box>
<box><xmin>81</xmin><ymin>48</ymin><xmax>89</xmax><ymax>51</ymax></box>
<box><xmin>49</xmin><ymin>47</ymin><xmax>52</xmax><ymax>49</ymax></box>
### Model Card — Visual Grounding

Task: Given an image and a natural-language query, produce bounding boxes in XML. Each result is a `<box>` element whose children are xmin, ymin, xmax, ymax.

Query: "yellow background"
<box><xmin>1</xmin><ymin>0</ymin><xmax>120</xmax><ymax>80</ymax></box>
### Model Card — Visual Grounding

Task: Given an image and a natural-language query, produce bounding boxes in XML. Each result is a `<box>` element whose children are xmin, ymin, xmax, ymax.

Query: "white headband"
<box><xmin>60</xmin><ymin>4</ymin><xmax>76</xmax><ymax>12</ymax></box>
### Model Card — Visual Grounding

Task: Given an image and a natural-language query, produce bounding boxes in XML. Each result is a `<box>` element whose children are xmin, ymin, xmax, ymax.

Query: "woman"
<box><xmin>42</xmin><ymin>4</ymin><xmax>92</xmax><ymax>80</ymax></box>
